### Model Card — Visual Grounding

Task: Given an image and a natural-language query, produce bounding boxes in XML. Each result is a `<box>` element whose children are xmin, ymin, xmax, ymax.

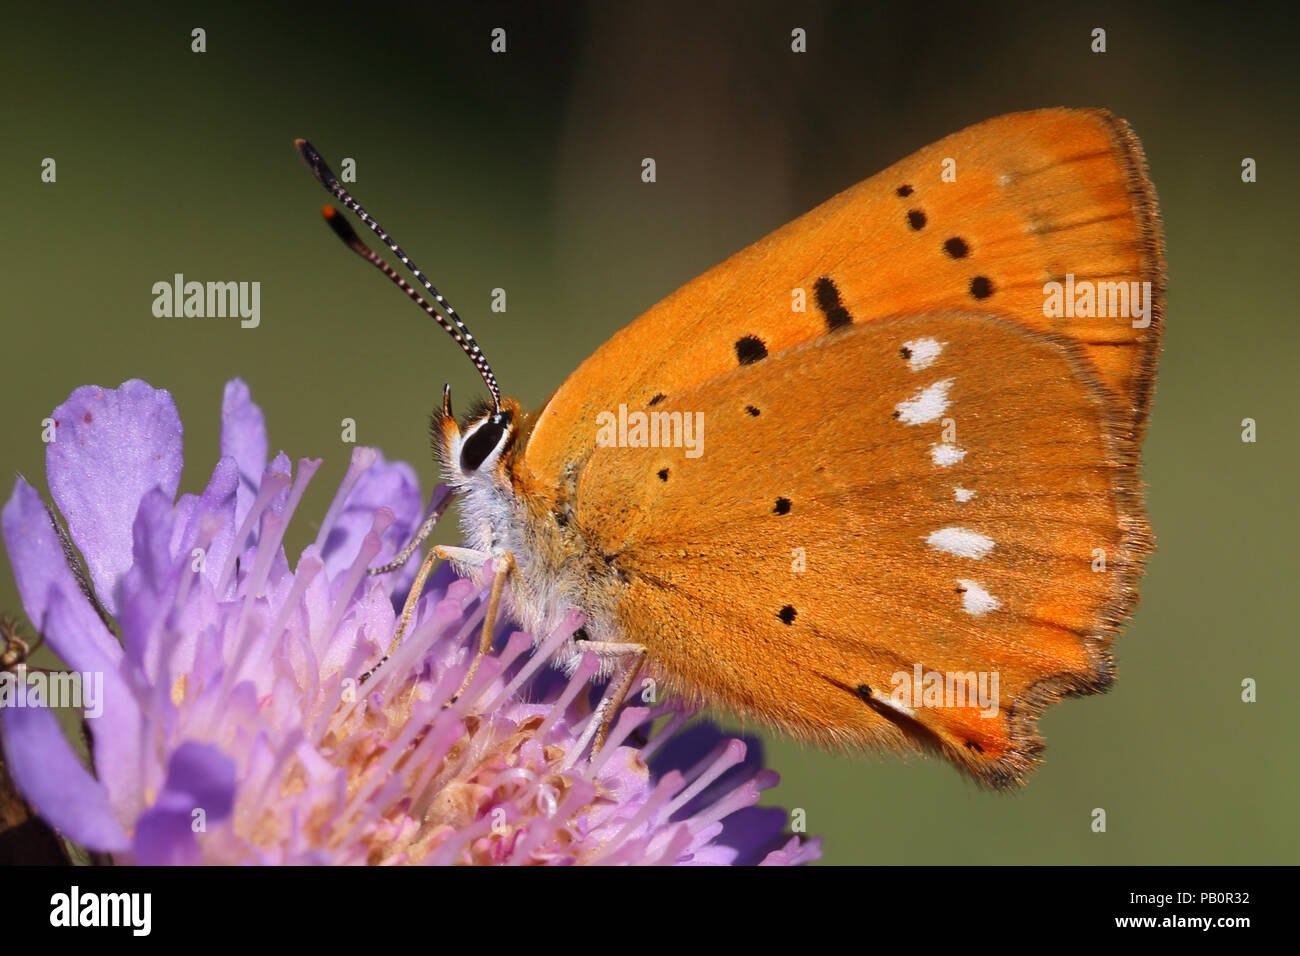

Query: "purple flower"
<box><xmin>1</xmin><ymin>379</ymin><xmax>820</xmax><ymax>865</ymax></box>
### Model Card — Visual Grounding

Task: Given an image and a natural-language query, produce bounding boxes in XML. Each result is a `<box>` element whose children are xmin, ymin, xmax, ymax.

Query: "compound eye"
<box><xmin>459</xmin><ymin>413</ymin><xmax>511</xmax><ymax>471</ymax></box>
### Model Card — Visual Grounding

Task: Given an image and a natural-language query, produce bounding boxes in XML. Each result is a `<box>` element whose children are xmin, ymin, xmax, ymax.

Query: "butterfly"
<box><xmin>296</xmin><ymin>107</ymin><xmax>1164</xmax><ymax>788</ymax></box>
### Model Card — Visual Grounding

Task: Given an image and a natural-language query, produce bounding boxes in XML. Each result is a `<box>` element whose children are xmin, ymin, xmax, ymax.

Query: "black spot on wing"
<box><xmin>813</xmin><ymin>276</ymin><xmax>852</xmax><ymax>331</ymax></box>
<box><xmin>735</xmin><ymin>336</ymin><xmax>768</xmax><ymax>365</ymax></box>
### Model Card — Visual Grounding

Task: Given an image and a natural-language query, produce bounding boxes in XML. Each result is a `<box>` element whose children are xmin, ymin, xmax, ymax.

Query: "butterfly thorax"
<box><xmin>433</xmin><ymin>397</ymin><xmax>625</xmax><ymax>674</ymax></box>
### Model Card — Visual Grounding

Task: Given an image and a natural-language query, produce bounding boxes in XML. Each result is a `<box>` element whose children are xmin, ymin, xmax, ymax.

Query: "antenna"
<box><xmin>294</xmin><ymin>139</ymin><xmax>502</xmax><ymax>418</ymax></box>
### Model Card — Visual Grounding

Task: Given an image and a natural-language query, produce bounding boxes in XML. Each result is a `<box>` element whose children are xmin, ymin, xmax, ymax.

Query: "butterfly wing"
<box><xmin>571</xmin><ymin>312</ymin><xmax>1149</xmax><ymax>786</ymax></box>
<box><xmin>514</xmin><ymin>109</ymin><xmax>1162</xmax><ymax>786</ymax></box>
<box><xmin>522</xmin><ymin>108</ymin><xmax>1163</xmax><ymax>500</ymax></box>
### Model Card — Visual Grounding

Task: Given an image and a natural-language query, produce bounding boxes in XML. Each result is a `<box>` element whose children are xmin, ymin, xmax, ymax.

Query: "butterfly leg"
<box><xmin>575</xmin><ymin>640</ymin><xmax>648</xmax><ymax>757</ymax></box>
<box><xmin>1</xmin><ymin>618</ymin><xmax>35</xmax><ymax>671</ymax></box>
<box><xmin>360</xmin><ymin>543</ymin><xmax>501</xmax><ymax>684</ymax></box>
<box><xmin>366</xmin><ymin>490</ymin><xmax>455</xmax><ymax>576</ymax></box>
<box><xmin>449</xmin><ymin>550</ymin><xmax>516</xmax><ymax>703</ymax></box>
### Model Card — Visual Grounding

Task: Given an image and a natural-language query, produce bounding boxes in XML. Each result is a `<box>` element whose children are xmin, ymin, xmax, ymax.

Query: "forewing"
<box><xmin>523</xmin><ymin>108</ymin><xmax>1164</xmax><ymax>504</ymax></box>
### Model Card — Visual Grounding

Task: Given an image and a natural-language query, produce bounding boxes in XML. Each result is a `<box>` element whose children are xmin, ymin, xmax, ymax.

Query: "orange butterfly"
<box><xmin>297</xmin><ymin>107</ymin><xmax>1164</xmax><ymax>788</ymax></box>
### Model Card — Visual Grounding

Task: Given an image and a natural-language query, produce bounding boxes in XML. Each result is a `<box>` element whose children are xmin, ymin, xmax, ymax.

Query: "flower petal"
<box><xmin>133</xmin><ymin>802</ymin><xmax>202</xmax><ymax>865</ymax></box>
<box><xmin>318</xmin><ymin>451</ymin><xmax>425</xmax><ymax>588</ymax></box>
<box><xmin>221</xmin><ymin>379</ymin><xmax>268</xmax><ymax>531</ymax></box>
<box><xmin>161</xmin><ymin>741</ymin><xmax>237</xmax><ymax>820</ymax></box>
<box><xmin>41</xmin><ymin>588</ymin><xmax>150</xmax><ymax>826</ymax></box>
<box><xmin>0</xmin><ymin>703</ymin><xmax>130</xmax><ymax>851</ymax></box>
<box><xmin>759</xmin><ymin>834</ymin><xmax>824</xmax><ymax>866</ymax></box>
<box><xmin>173</xmin><ymin>455</ymin><xmax>239</xmax><ymax>592</ymax></box>
<box><xmin>0</xmin><ymin>508</ymin><xmax>142</xmax><ymax>809</ymax></box>
<box><xmin>132</xmin><ymin>742</ymin><xmax>236</xmax><ymax>865</ymax></box>
<box><xmin>2</xmin><ymin>478</ymin><xmax>122</xmax><ymax>670</ymax></box>
<box><xmin>45</xmin><ymin>381</ymin><xmax>183</xmax><ymax>614</ymax></box>
<box><xmin>713</xmin><ymin>806</ymin><xmax>801</xmax><ymax>866</ymax></box>
<box><xmin>119</xmin><ymin>488</ymin><xmax>183</xmax><ymax>667</ymax></box>
<box><xmin>649</xmin><ymin>722</ymin><xmax>765</xmax><ymax>821</ymax></box>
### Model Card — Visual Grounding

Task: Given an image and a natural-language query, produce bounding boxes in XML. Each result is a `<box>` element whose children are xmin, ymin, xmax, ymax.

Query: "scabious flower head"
<box><xmin>0</xmin><ymin>379</ymin><xmax>820</xmax><ymax>865</ymax></box>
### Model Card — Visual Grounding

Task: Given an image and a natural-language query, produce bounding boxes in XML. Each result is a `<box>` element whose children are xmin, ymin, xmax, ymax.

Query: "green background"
<box><xmin>2</xmin><ymin>2</ymin><xmax>1296</xmax><ymax>864</ymax></box>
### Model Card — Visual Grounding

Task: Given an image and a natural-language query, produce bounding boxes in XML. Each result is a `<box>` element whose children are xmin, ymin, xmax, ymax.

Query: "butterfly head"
<box><xmin>433</xmin><ymin>385</ymin><xmax>523</xmax><ymax>490</ymax></box>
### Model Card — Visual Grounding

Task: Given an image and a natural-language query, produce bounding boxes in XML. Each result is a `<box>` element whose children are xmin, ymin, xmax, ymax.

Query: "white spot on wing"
<box><xmin>902</xmin><ymin>337</ymin><xmax>944</xmax><ymax>371</ymax></box>
<box><xmin>954</xmin><ymin>486</ymin><xmax>975</xmax><ymax>502</ymax></box>
<box><xmin>895</xmin><ymin>379</ymin><xmax>952</xmax><ymax>426</ymax></box>
<box><xmin>926</xmin><ymin>527</ymin><xmax>995</xmax><ymax>559</ymax></box>
<box><xmin>930</xmin><ymin>443</ymin><xmax>966</xmax><ymax>467</ymax></box>
<box><xmin>879</xmin><ymin>696</ymin><xmax>916</xmax><ymax>718</ymax></box>
<box><xmin>956</xmin><ymin>579</ymin><xmax>1001</xmax><ymax>616</ymax></box>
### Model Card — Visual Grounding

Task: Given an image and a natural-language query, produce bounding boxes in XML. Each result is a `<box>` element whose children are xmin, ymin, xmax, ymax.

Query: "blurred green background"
<box><xmin>2</xmin><ymin>2</ymin><xmax>1296</xmax><ymax>864</ymax></box>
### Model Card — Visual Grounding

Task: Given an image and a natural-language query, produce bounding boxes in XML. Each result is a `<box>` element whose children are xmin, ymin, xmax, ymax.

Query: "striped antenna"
<box><xmin>294</xmin><ymin>139</ymin><xmax>502</xmax><ymax>418</ymax></box>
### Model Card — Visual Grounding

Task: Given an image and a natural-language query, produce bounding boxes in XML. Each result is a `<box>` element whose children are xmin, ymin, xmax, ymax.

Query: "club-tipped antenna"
<box><xmin>294</xmin><ymin>138</ymin><xmax>502</xmax><ymax>419</ymax></box>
